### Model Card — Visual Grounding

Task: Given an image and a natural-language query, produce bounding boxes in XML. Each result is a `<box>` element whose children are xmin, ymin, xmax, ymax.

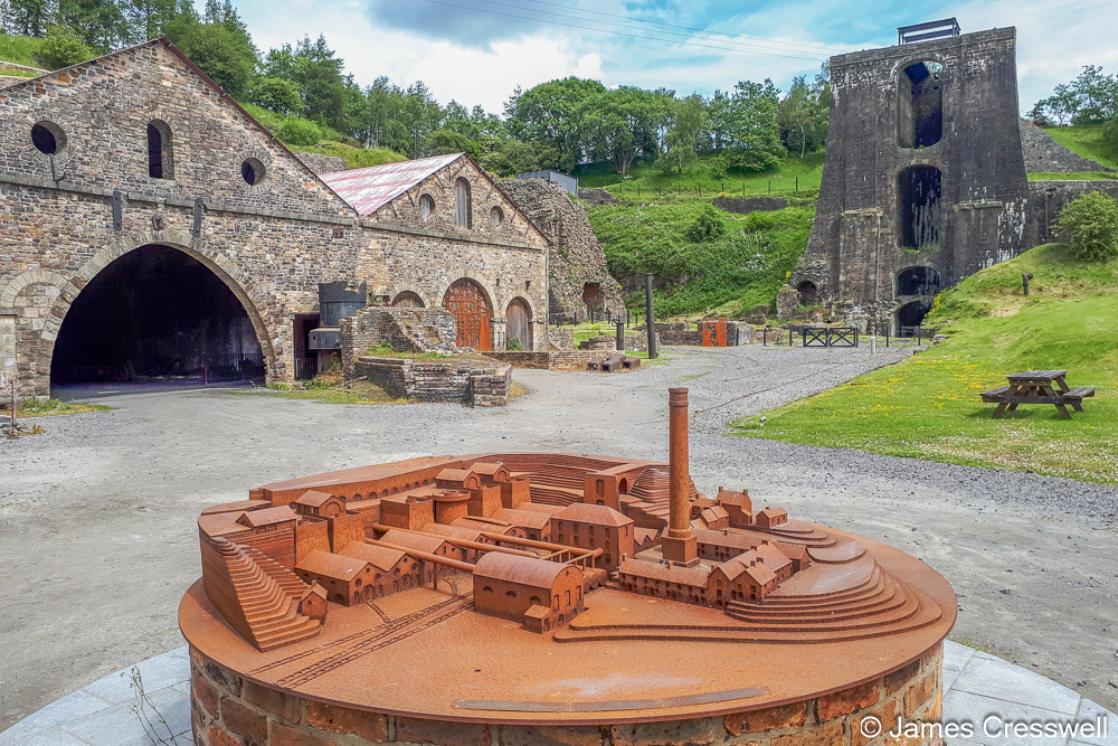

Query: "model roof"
<box><xmin>295</xmin><ymin>550</ymin><xmax>370</xmax><ymax>581</ymax></box>
<box><xmin>293</xmin><ymin>490</ymin><xmax>340</xmax><ymax>508</ymax></box>
<box><xmin>473</xmin><ymin>552</ymin><xmax>577</xmax><ymax>589</ymax></box>
<box><xmin>553</xmin><ymin>503</ymin><xmax>633</xmax><ymax>527</ymax></box>
<box><xmin>379</xmin><ymin>529</ymin><xmax>449</xmax><ymax>555</ymax></box>
<box><xmin>618</xmin><ymin>559</ymin><xmax>710</xmax><ymax>588</ymax></box>
<box><xmin>423</xmin><ymin>523</ymin><xmax>487</xmax><ymax>542</ymax></box>
<box><xmin>338</xmin><ymin>542</ymin><xmax>407</xmax><ymax>571</ymax></box>
<box><xmin>236</xmin><ymin>505</ymin><xmax>297</xmax><ymax>528</ymax></box>
<box><xmin>493</xmin><ymin>507</ymin><xmax>552</xmax><ymax>531</ymax></box>
<box><xmin>320</xmin><ymin>153</ymin><xmax>463</xmax><ymax>217</ymax></box>
<box><xmin>693</xmin><ymin>528</ymin><xmax>760</xmax><ymax>552</ymax></box>
<box><xmin>469</xmin><ymin>462</ymin><xmax>508</xmax><ymax>477</ymax></box>
<box><xmin>435</xmin><ymin>467</ymin><xmax>476</xmax><ymax>483</ymax></box>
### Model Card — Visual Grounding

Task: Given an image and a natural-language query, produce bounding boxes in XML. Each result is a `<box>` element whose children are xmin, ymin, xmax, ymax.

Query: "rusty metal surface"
<box><xmin>179</xmin><ymin>387</ymin><xmax>957</xmax><ymax>725</ymax></box>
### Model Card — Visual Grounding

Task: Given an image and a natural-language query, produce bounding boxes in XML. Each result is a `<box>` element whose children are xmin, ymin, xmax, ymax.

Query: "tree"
<box><xmin>164</xmin><ymin>2</ymin><xmax>257</xmax><ymax>98</ymax></box>
<box><xmin>580</xmin><ymin>86</ymin><xmax>663</xmax><ymax>177</ymax></box>
<box><xmin>778</xmin><ymin>67</ymin><xmax>829</xmax><ymax>157</ymax></box>
<box><xmin>1056</xmin><ymin>191</ymin><xmax>1118</xmax><ymax>261</ymax></box>
<box><xmin>2</xmin><ymin>0</ymin><xmax>53</xmax><ymax>36</ymax></box>
<box><xmin>724</xmin><ymin>79</ymin><xmax>784</xmax><ymax>171</ymax></box>
<box><xmin>250</xmin><ymin>76</ymin><xmax>303</xmax><ymax>115</ymax></box>
<box><xmin>661</xmin><ymin>93</ymin><xmax>704</xmax><ymax>174</ymax></box>
<box><xmin>506</xmin><ymin>77</ymin><xmax>606</xmax><ymax>171</ymax></box>
<box><xmin>57</xmin><ymin>0</ymin><xmax>132</xmax><ymax>50</ymax></box>
<box><xmin>38</xmin><ymin>23</ymin><xmax>94</xmax><ymax>68</ymax></box>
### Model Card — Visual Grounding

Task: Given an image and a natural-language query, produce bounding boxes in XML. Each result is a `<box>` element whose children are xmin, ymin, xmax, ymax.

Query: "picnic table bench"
<box><xmin>979</xmin><ymin>370</ymin><xmax>1095</xmax><ymax>419</ymax></box>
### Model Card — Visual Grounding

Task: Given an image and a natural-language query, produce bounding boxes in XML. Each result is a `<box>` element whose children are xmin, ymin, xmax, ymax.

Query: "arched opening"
<box><xmin>442</xmin><ymin>278</ymin><xmax>492</xmax><ymax>350</ymax></box>
<box><xmin>618</xmin><ymin>477</ymin><xmax>629</xmax><ymax>494</ymax></box>
<box><xmin>147</xmin><ymin>120</ymin><xmax>174</xmax><ymax>179</ymax></box>
<box><xmin>391</xmin><ymin>291</ymin><xmax>425</xmax><ymax>309</ymax></box>
<box><xmin>455</xmin><ymin>178</ymin><xmax>472</xmax><ymax>228</ymax></box>
<box><xmin>796</xmin><ymin>280</ymin><xmax>818</xmax><ymax>305</ymax></box>
<box><xmin>895</xmin><ymin>300</ymin><xmax>932</xmax><ymax>336</ymax></box>
<box><xmin>898</xmin><ymin>166</ymin><xmax>942</xmax><ymax>249</ymax></box>
<box><xmin>582</xmin><ymin>282</ymin><xmax>605</xmax><ymax>316</ymax></box>
<box><xmin>505</xmin><ymin>298</ymin><xmax>532</xmax><ymax>351</ymax></box>
<box><xmin>50</xmin><ymin>245</ymin><xmax>265</xmax><ymax>390</ymax></box>
<box><xmin>899</xmin><ymin>61</ymin><xmax>943</xmax><ymax>148</ymax></box>
<box><xmin>896</xmin><ymin>266</ymin><xmax>942</xmax><ymax>296</ymax></box>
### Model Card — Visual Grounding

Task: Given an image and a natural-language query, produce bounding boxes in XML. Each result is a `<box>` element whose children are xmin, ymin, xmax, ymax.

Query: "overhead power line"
<box><xmin>507</xmin><ymin>0</ymin><xmax>840</xmax><ymax>55</ymax></box>
<box><xmin>413</xmin><ymin>0</ymin><xmax>828</xmax><ymax>63</ymax></box>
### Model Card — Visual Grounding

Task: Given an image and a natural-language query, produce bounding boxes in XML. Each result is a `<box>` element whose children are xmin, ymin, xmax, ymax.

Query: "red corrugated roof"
<box><xmin>320</xmin><ymin>153</ymin><xmax>463</xmax><ymax>216</ymax></box>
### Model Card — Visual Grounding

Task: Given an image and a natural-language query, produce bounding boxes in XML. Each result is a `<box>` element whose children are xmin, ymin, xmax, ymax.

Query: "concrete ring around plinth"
<box><xmin>3</xmin><ymin>641</ymin><xmax>1115</xmax><ymax>745</ymax></box>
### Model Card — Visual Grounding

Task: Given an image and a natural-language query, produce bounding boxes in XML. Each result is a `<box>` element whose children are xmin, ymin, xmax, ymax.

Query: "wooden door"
<box><xmin>505</xmin><ymin>299</ymin><xmax>532</xmax><ymax>351</ymax></box>
<box><xmin>443</xmin><ymin>279</ymin><xmax>491</xmax><ymax>350</ymax></box>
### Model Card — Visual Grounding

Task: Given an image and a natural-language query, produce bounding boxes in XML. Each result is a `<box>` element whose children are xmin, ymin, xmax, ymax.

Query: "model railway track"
<box><xmin>250</xmin><ymin>593</ymin><xmax>468</xmax><ymax>675</ymax></box>
<box><xmin>366</xmin><ymin>602</ymin><xmax>392</xmax><ymax>624</ymax></box>
<box><xmin>276</xmin><ymin>597</ymin><xmax>472</xmax><ymax>688</ymax></box>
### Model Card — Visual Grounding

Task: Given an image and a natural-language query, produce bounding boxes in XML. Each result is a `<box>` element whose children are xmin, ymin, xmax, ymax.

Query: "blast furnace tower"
<box><xmin>791</xmin><ymin>20</ymin><xmax>1030</xmax><ymax>333</ymax></box>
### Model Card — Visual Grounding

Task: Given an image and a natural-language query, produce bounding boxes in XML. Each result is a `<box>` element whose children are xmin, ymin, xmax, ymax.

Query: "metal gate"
<box><xmin>802</xmin><ymin>327</ymin><xmax>859</xmax><ymax>348</ymax></box>
<box><xmin>443</xmin><ymin>279</ymin><xmax>491</xmax><ymax>350</ymax></box>
<box><xmin>505</xmin><ymin>299</ymin><xmax>532</xmax><ymax>350</ymax></box>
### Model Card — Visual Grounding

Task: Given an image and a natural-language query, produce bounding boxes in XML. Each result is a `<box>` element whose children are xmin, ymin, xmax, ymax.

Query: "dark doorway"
<box><xmin>896</xmin><ymin>267</ymin><xmax>942</xmax><ymax>296</ymax></box>
<box><xmin>51</xmin><ymin>245</ymin><xmax>265</xmax><ymax>387</ymax></box>
<box><xmin>898</xmin><ymin>166</ymin><xmax>942</xmax><ymax>249</ymax></box>
<box><xmin>796</xmin><ymin>280</ymin><xmax>818</xmax><ymax>305</ymax></box>
<box><xmin>292</xmin><ymin>313</ymin><xmax>320</xmax><ymax>381</ymax></box>
<box><xmin>899</xmin><ymin>61</ymin><xmax>943</xmax><ymax>148</ymax></box>
<box><xmin>895</xmin><ymin>300</ymin><xmax>932</xmax><ymax>334</ymax></box>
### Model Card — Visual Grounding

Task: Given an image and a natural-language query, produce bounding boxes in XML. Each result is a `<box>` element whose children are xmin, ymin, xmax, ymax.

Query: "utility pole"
<box><xmin>644</xmin><ymin>274</ymin><xmax>658</xmax><ymax>359</ymax></box>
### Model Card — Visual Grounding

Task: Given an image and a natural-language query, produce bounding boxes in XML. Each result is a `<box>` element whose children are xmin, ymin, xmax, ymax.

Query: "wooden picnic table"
<box><xmin>980</xmin><ymin>369</ymin><xmax>1095</xmax><ymax>419</ymax></box>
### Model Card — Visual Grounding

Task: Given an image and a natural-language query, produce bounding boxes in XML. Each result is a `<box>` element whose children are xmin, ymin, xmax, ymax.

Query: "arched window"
<box><xmin>896</xmin><ymin>267</ymin><xmax>942</xmax><ymax>296</ymax></box>
<box><xmin>147</xmin><ymin>120</ymin><xmax>174</xmax><ymax>179</ymax></box>
<box><xmin>489</xmin><ymin>206</ymin><xmax>503</xmax><ymax>226</ymax></box>
<box><xmin>796</xmin><ymin>280</ymin><xmax>818</xmax><ymax>305</ymax></box>
<box><xmin>419</xmin><ymin>194</ymin><xmax>435</xmax><ymax>219</ymax></box>
<box><xmin>455</xmin><ymin>178</ymin><xmax>472</xmax><ymax>228</ymax></box>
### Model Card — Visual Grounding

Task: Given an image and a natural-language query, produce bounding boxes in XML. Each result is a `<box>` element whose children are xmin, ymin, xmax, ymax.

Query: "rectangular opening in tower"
<box><xmin>899</xmin><ymin>62</ymin><xmax>943</xmax><ymax>148</ymax></box>
<box><xmin>898</xmin><ymin>166</ymin><xmax>942</xmax><ymax>249</ymax></box>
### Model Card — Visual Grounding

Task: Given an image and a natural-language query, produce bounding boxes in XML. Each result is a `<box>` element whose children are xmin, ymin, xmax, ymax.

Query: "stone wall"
<box><xmin>188</xmin><ymin>643</ymin><xmax>944</xmax><ymax>745</ymax></box>
<box><xmin>792</xmin><ymin>28</ymin><xmax>1031</xmax><ymax>332</ymax></box>
<box><xmin>500</xmin><ymin>178</ymin><xmax>625</xmax><ymax>322</ymax></box>
<box><xmin>713</xmin><ymin>196</ymin><xmax>788</xmax><ymax>214</ymax></box>
<box><xmin>339</xmin><ymin>307</ymin><xmax>457</xmax><ymax>378</ymax></box>
<box><xmin>1019</xmin><ymin>120</ymin><xmax>1110</xmax><ymax>173</ymax></box>
<box><xmin>359</xmin><ymin>158</ymin><xmax>550</xmax><ymax>352</ymax></box>
<box><xmin>485</xmin><ymin>349</ymin><xmax>616</xmax><ymax>371</ymax></box>
<box><xmin>1026</xmin><ymin>180</ymin><xmax>1118</xmax><ymax>244</ymax></box>
<box><xmin>354</xmin><ymin>355</ymin><xmax>510</xmax><ymax>406</ymax></box>
<box><xmin>297</xmin><ymin>153</ymin><xmax>348</xmax><ymax>175</ymax></box>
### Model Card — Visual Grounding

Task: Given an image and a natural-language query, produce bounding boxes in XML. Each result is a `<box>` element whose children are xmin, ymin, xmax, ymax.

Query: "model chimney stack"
<box><xmin>661</xmin><ymin>387</ymin><xmax>698</xmax><ymax>566</ymax></box>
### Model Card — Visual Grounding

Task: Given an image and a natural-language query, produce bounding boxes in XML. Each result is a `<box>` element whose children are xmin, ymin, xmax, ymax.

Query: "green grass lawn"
<box><xmin>0</xmin><ymin>32</ymin><xmax>47</xmax><ymax>68</ymax></box>
<box><xmin>576</xmin><ymin>151</ymin><xmax>824</xmax><ymax>199</ymax></box>
<box><xmin>733</xmin><ymin>243</ymin><xmax>1118</xmax><ymax>484</ymax></box>
<box><xmin>1043</xmin><ymin>124</ymin><xmax>1118</xmax><ymax>171</ymax></box>
<box><xmin>1028</xmin><ymin>171</ymin><xmax>1117</xmax><ymax>181</ymax></box>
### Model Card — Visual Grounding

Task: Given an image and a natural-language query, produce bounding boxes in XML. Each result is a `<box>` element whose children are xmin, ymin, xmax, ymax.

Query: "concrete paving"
<box><xmin>2</xmin><ymin>642</ymin><xmax>1113</xmax><ymax>745</ymax></box>
<box><xmin>1</xmin><ymin>345</ymin><xmax>1116</xmax><ymax>732</ymax></box>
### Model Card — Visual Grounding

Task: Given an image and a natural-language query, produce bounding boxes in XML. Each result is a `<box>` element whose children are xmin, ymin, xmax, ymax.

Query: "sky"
<box><xmin>230</xmin><ymin>0</ymin><xmax>1118</xmax><ymax>114</ymax></box>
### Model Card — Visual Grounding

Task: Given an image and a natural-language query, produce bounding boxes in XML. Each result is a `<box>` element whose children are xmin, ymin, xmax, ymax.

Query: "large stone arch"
<box><xmin>4</xmin><ymin>232</ymin><xmax>279</xmax><ymax>396</ymax></box>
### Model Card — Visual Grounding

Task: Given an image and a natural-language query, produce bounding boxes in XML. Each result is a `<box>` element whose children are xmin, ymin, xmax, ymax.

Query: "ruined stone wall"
<box><xmin>793</xmin><ymin>28</ymin><xmax>1030</xmax><ymax>332</ymax></box>
<box><xmin>358</xmin><ymin>159</ymin><xmax>550</xmax><ymax>351</ymax></box>
<box><xmin>1026</xmin><ymin>180</ymin><xmax>1118</xmax><ymax>244</ymax></box>
<box><xmin>189</xmin><ymin>643</ymin><xmax>944</xmax><ymax>745</ymax></box>
<box><xmin>0</xmin><ymin>41</ymin><xmax>361</xmax><ymax>396</ymax></box>
<box><xmin>338</xmin><ymin>307</ymin><xmax>457</xmax><ymax>378</ymax></box>
<box><xmin>354</xmin><ymin>356</ymin><xmax>510</xmax><ymax>406</ymax></box>
<box><xmin>1019</xmin><ymin>120</ymin><xmax>1110</xmax><ymax>173</ymax></box>
<box><xmin>500</xmin><ymin>178</ymin><xmax>625</xmax><ymax>322</ymax></box>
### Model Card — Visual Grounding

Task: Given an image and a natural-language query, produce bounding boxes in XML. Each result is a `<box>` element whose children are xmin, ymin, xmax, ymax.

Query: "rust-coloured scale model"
<box><xmin>181</xmin><ymin>388</ymin><xmax>956</xmax><ymax>743</ymax></box>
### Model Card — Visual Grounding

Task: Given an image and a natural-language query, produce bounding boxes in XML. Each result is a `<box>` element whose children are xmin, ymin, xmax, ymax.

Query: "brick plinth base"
<box><xmin>189</xmin><ymin>644</ymin><xmax>944</xmax><ymax>745</ymax></box>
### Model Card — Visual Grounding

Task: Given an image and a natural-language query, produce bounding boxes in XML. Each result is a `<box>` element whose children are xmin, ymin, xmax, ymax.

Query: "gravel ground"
<box><xmin>1</xmin><ymin>344</ymin><xmax>1116</xmax><ymax>730</ymax></box>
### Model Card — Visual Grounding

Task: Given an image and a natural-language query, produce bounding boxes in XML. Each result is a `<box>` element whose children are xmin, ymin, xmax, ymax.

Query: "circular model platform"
<box><xmin>180</xmin><ymin>392</ymin><xmax>956</xmax><ymax>744</ymax></box>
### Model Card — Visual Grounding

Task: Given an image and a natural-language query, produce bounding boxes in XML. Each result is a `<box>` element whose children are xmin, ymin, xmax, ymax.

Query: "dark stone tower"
<box><xmin>791</xmin><ymin>24</ymin><xmax>1030</xmax><ymax>333</ymax></box>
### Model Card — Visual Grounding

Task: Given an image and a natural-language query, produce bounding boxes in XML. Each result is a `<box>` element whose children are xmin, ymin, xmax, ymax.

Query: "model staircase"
<box><xmin>205</xmin><ymin>537</ymin><xmax>323</xmax><ymax>651</ymax></box>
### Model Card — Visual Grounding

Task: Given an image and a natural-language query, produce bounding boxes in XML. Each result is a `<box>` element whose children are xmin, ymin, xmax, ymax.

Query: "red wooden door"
<box><xmin>443</xmin><ymin>279</ymin><xmax>491</xmax><ymax>350</ymax></box>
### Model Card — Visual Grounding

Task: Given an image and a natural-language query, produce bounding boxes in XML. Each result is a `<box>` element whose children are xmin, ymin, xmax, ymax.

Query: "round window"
<box><xmin>489</xmin><ymin>206</ymin><xmax>503</xmax><ymax>227</ymax></box>
<box><xmin>31</xmin><ymin>121</ymin><xmax>66</xmax><ymax>155</ymax></box>
<box><xmin>241</xmin><ymin>158</ymin><xmax>266</xmax><ymax>186</ymax></box>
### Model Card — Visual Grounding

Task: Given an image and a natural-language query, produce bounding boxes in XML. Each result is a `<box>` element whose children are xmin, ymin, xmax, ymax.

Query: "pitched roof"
<box><xmin>493</xmin><ymin>507</ymin><xmax>553</xmax><ymax>531</ymax></box>
<box><xmin>379</xmin><ymin>529</ymin><xmax>449</xmax><ymax>555</ymax></box>
<box><xmin>236</xmin><ymin>505</ymin><xmax>297</xmax><ymax>528</ymax></box>
<box><xmin>294</xmin><ymin>490</ymin><xmax>340</xmax><ymax>508</ymax></box>
<box><xmin>618</xmin><ymin>559</ymin><xmax>710</xmax><ymax>588</ymax></box>
<box><xmin>320</xmin><ymin>153</ymin><xmax>463</xmax><ymax>216</ymax></box>
<box><xmin>295</xmin><ymin>550</ymin><xmax>370</xmax><ymax>581</ymax></box>
<box><xmin>473</xmin><ymin>552</ymin><xmax>577</xmax><ymax>589</ymax></box>
<box><xmin>338</xmin><ymin>541</ymin><xmax>407</xmax><ymax>571</ymax></box>
<box><xmin>435</xmin><ymin>467</ymin><xmax>477</xmax><ymax>484</ymax></box>
<box><xmin>553</xmin><ymin>503</ymin><xmax>633</xmax><ymax>528</ymax></box>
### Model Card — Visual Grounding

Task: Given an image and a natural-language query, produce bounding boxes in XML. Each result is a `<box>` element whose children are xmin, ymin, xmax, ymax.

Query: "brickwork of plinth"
<box><xmin>189</xmin><ymin>643</ymin><xmax>944</xmax><ymax>746</ymax></box>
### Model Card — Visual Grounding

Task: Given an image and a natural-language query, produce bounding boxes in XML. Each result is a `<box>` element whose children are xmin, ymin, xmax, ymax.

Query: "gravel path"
<box><xmin>1</xmin><ymin>344</ymin><xmax>1115</xmax><ymax>730</ymax></box>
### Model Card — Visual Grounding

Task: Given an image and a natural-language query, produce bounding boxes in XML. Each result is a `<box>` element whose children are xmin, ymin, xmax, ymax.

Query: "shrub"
<box><xmin>275</xmin><ymin>117</ymin><xmax>324</xmax><ymax>147</ymax></box>
<box><xmin>684</xmin><ymin>205</ymin><xmax>726</xmax><ymax>242</ymax></box>
<box><xmin>38</xmin><ymin>26</ymin><xmax>94</xmax><ymax>70</ymax></box>
<box><xmin>1056</xmin><ymin>191</ymin><xmax>1118</xmax><ymax>261</ymax></box>
<box><xmin>506</xmin><ymin>337</ymin><xmax>524</xmax><ymax>351</ymax></box>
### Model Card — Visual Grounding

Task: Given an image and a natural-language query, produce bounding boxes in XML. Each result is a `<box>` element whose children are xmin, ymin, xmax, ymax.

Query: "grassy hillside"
<box><xmin>733</xmin><ymin>243</ymin><xmax>1118</xmax><ymax>483</ymax></box>
<box><xmin>240</xmin><ymin>104</ymin><xmax>405</xmax><ymax>169</ymax></box>
<box><xmin>1043</xmin><ymin>124</ymin><xmax>1118</xmax><ymax>171</ymax></box>
<box><xmin>0</xmin><ymin>32</ymin><xmax>46</xmax><ymax>69</ymax></box>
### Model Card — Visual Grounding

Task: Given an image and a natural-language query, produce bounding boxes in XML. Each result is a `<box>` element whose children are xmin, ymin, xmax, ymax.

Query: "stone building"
<box><xmin>0</xmin><ymin>38</ymin><xmax>550</xmax><ymax>398</ymax></box>
<box><xmin>500</xmin><ymin>178</ymin><xmax>624</xmax><ymax>323</ymax></box>
<box><xmin>791</xmin><ymin>24</ymin><xmax>1031</xmax><ymax>333</ymax></box>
